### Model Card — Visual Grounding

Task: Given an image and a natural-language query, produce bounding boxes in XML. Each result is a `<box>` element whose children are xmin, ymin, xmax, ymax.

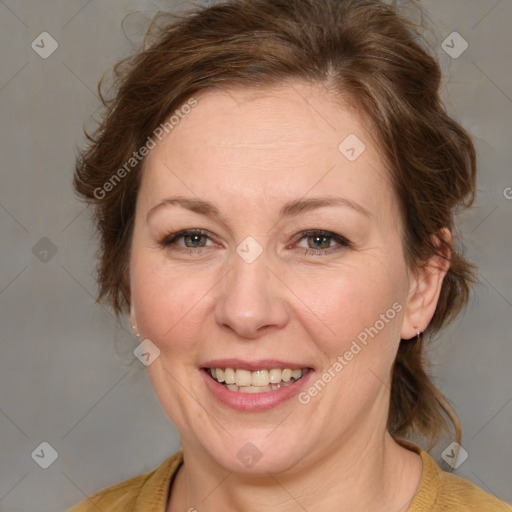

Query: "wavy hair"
<box><xmin>74</xmin><ymin>0</ymin><xmax>477</xmax><ymax>449</ymax></box>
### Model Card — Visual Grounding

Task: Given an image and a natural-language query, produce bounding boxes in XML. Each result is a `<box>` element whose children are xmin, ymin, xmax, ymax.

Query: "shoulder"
<box><xmin>67</xmin><ymin>450</ymin><xmax>184</xmax><ymax>512</ymax></box>
<box><xmin>397</xmin><ymin>439</ymin><xmax>511</xmax><ymax>512</ymax></box>
<box><xmin>67</xmin><ymin>473</ymin><xmax>144</xmax><ymax>511</ymax></box>
<box><xmin>434</xmin><ymin>470</ymin><xmax>511</xmax><ymax>511</ymax></box>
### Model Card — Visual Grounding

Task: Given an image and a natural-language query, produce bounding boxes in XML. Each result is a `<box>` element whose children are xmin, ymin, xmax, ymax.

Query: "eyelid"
<box><xmin>292</xmin><ymin>229</ymin><xmax>353</xmax><ymax>252</ymax></box>
<box><xmin>159</xmin><ymin>228</ymin><xmax>353</xmax><ymax>255</ymax></box>
<box><xmin>159</xmin><ymin>228</ymin><xmax>215</xmax><ymax>247</ymax></box>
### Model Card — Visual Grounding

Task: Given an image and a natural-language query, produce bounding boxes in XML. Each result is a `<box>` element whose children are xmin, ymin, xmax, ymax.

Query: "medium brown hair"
<box><xmin>74</xmin><ymin>0</ymin><xmax>476</xmax><ymax>448</ymax></box>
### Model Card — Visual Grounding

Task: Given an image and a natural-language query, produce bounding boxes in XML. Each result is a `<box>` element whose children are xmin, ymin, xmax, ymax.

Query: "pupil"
<box><xmin>186</xmin><ymin>234</ymin><xmax>205</xmax><ymax>247</ymax></box>
<box><xmin>310</xmin><ymin>235</ymin><xmax>328</xmax><ymax>249</ymax></box>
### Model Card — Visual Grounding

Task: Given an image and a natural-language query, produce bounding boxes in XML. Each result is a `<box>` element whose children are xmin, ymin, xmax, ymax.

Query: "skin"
<box><xmin>129</xmin><ymin>81</ymin><xmax>450</xmax><ymax>512</ymax></box>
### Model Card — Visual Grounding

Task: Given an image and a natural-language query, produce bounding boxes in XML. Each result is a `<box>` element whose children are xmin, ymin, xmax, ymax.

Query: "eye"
<box><xmin>294</xmin><ymin>230</ymin><xmax>352</xmax><ymax>256</ymax></box>
<box><xmin>158</xmin><ymin>228</ymin><xmax>352</xmax><ymax>257</ymax></box>
<box><xmin>159</xmin><ymin>229</ymin><xmax>216</xmax><ymax>251</ymax></box>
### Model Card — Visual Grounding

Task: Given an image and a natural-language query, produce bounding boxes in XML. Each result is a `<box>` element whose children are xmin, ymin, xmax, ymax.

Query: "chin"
<box><xmin>197</xmin><ymin>433</ymin><xmax>310</xmax><ymax>475</ymax></box>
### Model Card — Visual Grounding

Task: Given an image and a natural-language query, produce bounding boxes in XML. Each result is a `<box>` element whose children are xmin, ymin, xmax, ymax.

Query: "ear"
<box><xmin>400</xmin><ymin>228</ymin><xmax>451</xmax><ymax>340</ymax></box>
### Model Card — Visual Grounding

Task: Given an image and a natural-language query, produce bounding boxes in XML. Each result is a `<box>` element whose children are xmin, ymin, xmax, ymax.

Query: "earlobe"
<box><xmin>400</xmin><ymin>228</ymin><xmax>452</xmax><ymax>340</ymax></box>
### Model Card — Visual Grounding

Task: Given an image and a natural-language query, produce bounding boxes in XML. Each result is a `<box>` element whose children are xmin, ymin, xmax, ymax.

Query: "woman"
<box><xmin>69</xmin><ymin>0</ymin><xmax>511</xmax><ymax>510</ymax></box>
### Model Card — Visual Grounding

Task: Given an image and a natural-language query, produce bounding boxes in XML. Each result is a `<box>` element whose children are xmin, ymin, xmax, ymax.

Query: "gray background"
<box><xmin>0</xmin><ymin>0</ymin><xmax>511</xmax><ymax>510</ymax></box>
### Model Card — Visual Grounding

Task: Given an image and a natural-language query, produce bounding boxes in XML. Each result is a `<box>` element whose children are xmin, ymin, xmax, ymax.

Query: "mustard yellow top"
<box><xmin>68</xmin><ymin>442</ymin><xmax>511</xmax><ymax>511</ymax></box>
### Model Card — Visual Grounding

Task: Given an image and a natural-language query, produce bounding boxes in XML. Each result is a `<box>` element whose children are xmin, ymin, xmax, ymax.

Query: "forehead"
<box><xmin>140</xmin><ymin>81</ymin><xmax>394</xmax><ymax>216</ymax></box>
<box><xmin>158</xmin><ymin>82</ymin><xmax>368</xmax><ymax>160</ymax></box>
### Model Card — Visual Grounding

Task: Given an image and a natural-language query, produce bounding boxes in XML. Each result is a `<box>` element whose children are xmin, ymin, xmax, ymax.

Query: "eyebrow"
<box><xmin>146</xmin><ymin>195</ymin><xmax>372</xmax><ymax>223</ymax></box>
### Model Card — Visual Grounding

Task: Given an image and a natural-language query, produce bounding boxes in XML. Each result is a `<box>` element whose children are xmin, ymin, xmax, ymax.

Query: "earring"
<box><xmin>131</xmin><ymin>325</ymin><xmax>140</xmax><ymax>338</ymax></box>
<box><xmin>413</xmin><ymin>327</ymin><xmax>422</xmax><ymax>341</ymax></box>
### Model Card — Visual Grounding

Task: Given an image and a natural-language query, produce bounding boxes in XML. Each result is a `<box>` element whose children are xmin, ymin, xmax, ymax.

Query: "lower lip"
<box><xmin>201</xmin><ymin>368</ymin><xmax>314</xmax><ymax>412</ymax></box>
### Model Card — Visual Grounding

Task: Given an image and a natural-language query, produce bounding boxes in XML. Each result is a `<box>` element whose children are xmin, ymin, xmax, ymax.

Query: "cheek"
<box><xmin>298</xmin><ymin>258</ymin><xmax>406</xmax><ymax>353</ymax></box>
<box><xmin>130</xmin><ymin>235</ymin><xmax>408</xmax><ymax>366</ymax></box>
<box><xmin>130</xmin><ymin>252</ymin><xmax>210</xmax><ymax>356</ymax></box>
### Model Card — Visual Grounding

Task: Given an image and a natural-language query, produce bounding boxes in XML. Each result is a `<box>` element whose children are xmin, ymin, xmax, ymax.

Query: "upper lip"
<box><xmin>201</xmin><ymin>359</ymin><xmax>313</xmax><ymax>372</ymax></box>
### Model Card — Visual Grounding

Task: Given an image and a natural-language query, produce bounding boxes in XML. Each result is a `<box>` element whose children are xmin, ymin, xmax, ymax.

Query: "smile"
<box><xmin>207</xmin><ymin>367</ymin><xmax>310</xmax><ymax>393</ymax></box>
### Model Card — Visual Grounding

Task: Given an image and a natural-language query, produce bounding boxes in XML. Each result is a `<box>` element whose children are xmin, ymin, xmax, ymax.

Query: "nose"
<box><xmin>214</xmin><ymin>249</ymin><xmax>289</xmax><ymax>339</ymax></box>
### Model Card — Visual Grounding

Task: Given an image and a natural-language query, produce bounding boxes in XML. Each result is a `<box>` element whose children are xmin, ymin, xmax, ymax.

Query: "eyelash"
<box><xmin>158</xmin><ymin>229</ymin><xmax>353</xmax><ymax>256</ymax></box>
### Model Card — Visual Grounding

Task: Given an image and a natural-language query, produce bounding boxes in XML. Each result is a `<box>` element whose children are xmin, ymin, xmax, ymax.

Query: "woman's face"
<box><xmin>129</xmin><ymin>82</ymin><xmax>418</xmax><ymax>474</ymax></box>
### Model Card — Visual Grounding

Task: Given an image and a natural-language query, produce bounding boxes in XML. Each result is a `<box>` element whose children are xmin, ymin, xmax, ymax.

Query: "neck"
<box><xmin>168</xmin><ymin>427</ymin><xmax>422</xmax><ymax>512</ymax></box>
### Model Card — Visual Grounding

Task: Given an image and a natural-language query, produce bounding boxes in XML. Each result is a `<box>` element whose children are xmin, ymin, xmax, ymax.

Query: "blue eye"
<box><xmin>160</xmin><ymin>229</ymin><xmax>213</xmax><ymax>249</ymax></box>
<box><xmin>159</xmin><ymin>228</ymin><xmax>352</xmax><ymax>256</ymax></box>
<box><xmin>295</xmin><ymin>230</ymin><xmax>352</xmax><ymax>256</ymax></box>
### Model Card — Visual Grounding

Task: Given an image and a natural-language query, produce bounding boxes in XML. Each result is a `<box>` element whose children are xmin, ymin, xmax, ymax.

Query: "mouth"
<box><xmin>203</xmin><ymin>366</ymin><xmax>312</xmax><ymax>394</ymax></box>
<box><xmin>200</xmin><ymin>359</ymin><xmax>315</xmax><ymax>411</ymax></box>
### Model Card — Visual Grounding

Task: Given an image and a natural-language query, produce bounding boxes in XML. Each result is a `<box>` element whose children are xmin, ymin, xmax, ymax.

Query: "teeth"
<box><xmin>240</xmin><ymin>385</ymin><xmax>271</xmax><ymax>393</ymax></box>
<box><xmin>269</xmin><ymin>368</ymin><xmax>282</xmax><ymax>384</ymax></box>
<box><xmin>282</xmin><ymin>369</ymin><xmax>292</xmax><ymax>382</ymax></box>
<box><xmin>251</xmin><ymin>369</ymin><xmax>269</xmax><ymax>386</ymax></box>
<box><xmin>208</xmin><ymin>366</ymin><xmax>309</xmax><ymax>392</ymax></box>
<box><xmin>224</xmin><ymin>367</ymin><xmax>236</xmax><ymax>385</ymax></box>
<box><xmin>291</xmin><ymin>369</ymin><xmax>302</xmax><ymax>380</ymax></box>
<box><xmin>235</xmin><ymin>369</ymin><xmax>252</xmax><ymax>387</ymax></box>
